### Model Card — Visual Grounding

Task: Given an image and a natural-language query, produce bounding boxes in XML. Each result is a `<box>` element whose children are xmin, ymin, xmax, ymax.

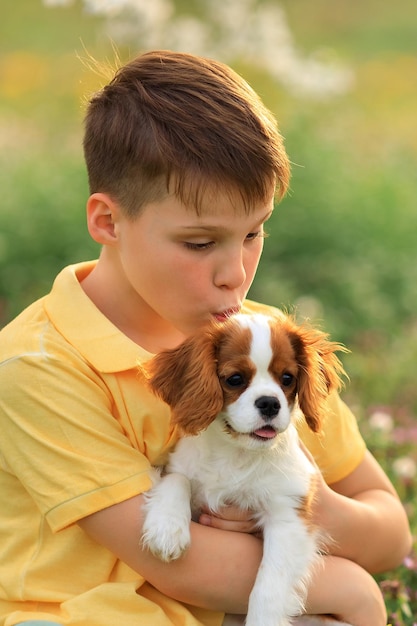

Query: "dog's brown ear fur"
<box><xmin>142</xmin><ymin>326</ymin><xmax>225</xmax><ymax>435</ymax></box>
<box><xmin>286</xmin><ymin>319</ymin><xmax>347</xmax><ymax>433</ymax></box>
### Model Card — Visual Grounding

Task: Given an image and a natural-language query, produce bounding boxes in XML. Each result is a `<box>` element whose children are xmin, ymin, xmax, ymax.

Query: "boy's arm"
<box><xmin>314</xmin><ymin>450</ymin><xmax>412</xmax><ymax>573</ymax></box>
<box><xmin>78</xmin><ymin>493</ymin><xmax>261</xmax><ymax>613</ymax></box>
<box><xmin>78</xmin><ymin>494</ymin><xmax>386</xmax><ymax>624</ymax></box>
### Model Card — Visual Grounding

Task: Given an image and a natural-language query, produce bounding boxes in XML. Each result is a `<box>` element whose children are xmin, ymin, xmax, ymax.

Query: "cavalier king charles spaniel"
<box><xmin>141</xmin><ymin>312</ymin><xmax>350</xmax><ymax>626</ymax></box>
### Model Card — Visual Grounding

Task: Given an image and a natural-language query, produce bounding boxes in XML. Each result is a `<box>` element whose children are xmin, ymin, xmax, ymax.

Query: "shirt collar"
<box><xmin>44</xmin><ymin>261</ymin><xmax>152</xmax><ymax>372</ymax></box>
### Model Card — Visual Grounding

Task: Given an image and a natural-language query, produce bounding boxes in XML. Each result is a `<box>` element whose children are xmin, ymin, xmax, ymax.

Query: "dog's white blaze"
<box><xmin>236</xmin><ymin>314</ymin><xmax>274</xmax><ymax>375</ymax></box>
<box><xmin>229</xmin><ymin>314</ymin><xmax>292</xmax><ymax>435</ymax></box>
<box><xmin>249</xmin><ymin>315</ymin><xmax>274</xmax><ymax>373</ymax></box>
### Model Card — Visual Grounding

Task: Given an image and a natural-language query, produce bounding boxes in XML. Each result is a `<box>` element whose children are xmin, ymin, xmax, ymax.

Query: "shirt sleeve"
<box><xmin>0</xmin><ymin>349</ymin><xmax>153</xmax><ymax>532</ymax></box>
<box><xmin>297</xmin><ymin>392</ymin><xmax>367</xmax><ymax>484</ymax></box>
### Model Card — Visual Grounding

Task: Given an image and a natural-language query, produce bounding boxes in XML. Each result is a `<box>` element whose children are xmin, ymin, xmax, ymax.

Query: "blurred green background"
<box><xmin>1</xmin><ymin>0</ymin><xmax>416</xmax><ymax>415</ymax></box>
<box><xmin>1</xmin><ymin>1</ymin><xmax>417</xmax><ymax>620</ymax></box>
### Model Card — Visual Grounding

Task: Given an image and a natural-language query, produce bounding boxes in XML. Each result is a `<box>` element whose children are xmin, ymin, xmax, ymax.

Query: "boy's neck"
<box><xmin>80</xmin><ymin>255</ymin><xmax>186</xmax><ymax>353</ymax></box>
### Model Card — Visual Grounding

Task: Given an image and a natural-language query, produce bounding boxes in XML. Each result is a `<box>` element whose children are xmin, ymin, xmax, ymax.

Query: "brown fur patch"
<box><xmin>272</xmin><ymin>316</ymin><xmax>346</xmax><ymax>433</ymax></box>
<box><xmin>216</xmin><ymin>322</ymin><xmax>255</xmax><ymax>406</ymax></box>
<box><xmin>268</xmin><ymin>319</ymin><xmax>299</xmax><ymax>406</ymax></box>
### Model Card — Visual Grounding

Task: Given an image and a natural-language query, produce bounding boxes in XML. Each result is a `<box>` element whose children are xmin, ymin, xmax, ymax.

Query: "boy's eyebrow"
<box><xmin>181</xmin><ymin>210</ymin><xmax>273</xmax><ymax>231</ymax></box>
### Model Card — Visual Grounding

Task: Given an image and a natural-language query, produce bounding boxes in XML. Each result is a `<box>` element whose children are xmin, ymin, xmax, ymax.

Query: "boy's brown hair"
<box><xmin>83</xmin><ymin>50</ymin><xmax>290</xmax><ymax>217</ymax></box>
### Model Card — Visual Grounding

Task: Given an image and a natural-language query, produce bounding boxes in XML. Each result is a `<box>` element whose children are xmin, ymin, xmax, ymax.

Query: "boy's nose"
<box><xmin>214</xmin><ymin>250</ymin><xmax>246</xmax><ymax>290</ymax></box>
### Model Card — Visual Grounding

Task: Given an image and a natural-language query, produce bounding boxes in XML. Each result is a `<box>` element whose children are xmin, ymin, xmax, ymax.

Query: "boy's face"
<box><xmin>112</xmin><ymin>186</ymin><xmax>274</xmax><ymax>341</ymax></box>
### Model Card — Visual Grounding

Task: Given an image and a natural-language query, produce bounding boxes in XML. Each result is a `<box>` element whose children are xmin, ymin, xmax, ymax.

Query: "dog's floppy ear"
<box><xmin>287</xmin><ymin>320</ymin><xmax>347</xmax><ymax>433</ymax></box>
<box><xmin>142</xmin><ymin>325</ymin><xmax>225</xmax><ymax>435</ymax></box>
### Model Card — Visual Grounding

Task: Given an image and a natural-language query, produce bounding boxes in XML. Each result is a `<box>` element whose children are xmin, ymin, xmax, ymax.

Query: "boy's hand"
<box><xmin>198</xmin><ymin>505</ymin><xmax>260</xmax><ymax>535</ymax></box>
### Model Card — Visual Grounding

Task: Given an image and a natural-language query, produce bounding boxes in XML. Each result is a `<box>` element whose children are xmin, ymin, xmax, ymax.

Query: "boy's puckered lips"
<box><xmin>213</xmin><ymin>307</ymin><xmax>240</xmax><ymax>322</ymax></box>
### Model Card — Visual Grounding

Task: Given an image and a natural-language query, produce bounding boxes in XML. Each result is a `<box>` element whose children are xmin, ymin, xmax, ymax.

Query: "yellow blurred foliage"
<box><xmin>0</xmin><ymin>52</ymin><xmax>49</xmax><ymax>98</ymax></box>
<box><xmin>358</xmin><ymin>55</ymin><xmax>417</xmax><ymax>107</ymax></box>
<box><xmin>352</xmin><ymin>55</ymin><xmax>417</xmax><ymax>154</ymax></box>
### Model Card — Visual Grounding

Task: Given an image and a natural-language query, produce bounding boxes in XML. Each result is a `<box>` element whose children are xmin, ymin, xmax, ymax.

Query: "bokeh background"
<box><xmin>1</xmin><ymin>1</ymin><xmax>417</xmax><ymax>621</ymax></box>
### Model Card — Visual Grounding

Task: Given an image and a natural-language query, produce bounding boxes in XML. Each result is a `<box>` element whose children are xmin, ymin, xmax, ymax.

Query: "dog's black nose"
<box><xmin>255</xmin><ymin>396</ymin><xmax>280</xmax><ymax>420</ymax></box>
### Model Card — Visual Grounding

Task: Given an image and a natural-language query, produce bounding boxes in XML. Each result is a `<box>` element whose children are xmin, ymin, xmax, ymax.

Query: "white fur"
<box><xmin>142</xmin><ymin>315</ymin><xmax>324</xmax><ymax>626</ymax></box>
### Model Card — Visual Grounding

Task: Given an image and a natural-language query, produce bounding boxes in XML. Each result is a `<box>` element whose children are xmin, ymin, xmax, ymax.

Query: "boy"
<box><xmin>0</xmin><ymin>50</ymin><xmax>411</xmax><ymax>626</ymax></box>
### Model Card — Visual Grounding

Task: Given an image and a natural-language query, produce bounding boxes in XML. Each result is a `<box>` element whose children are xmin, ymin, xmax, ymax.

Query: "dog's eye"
<box><xmin>225</xmin><ymin>373</ymin><xmax>246</xmax><ymax>388</ymax></box>
<box><xmin>282</xmin><ymin>373</ymin><xmax>294</xmax><ymax>387</ymax></box>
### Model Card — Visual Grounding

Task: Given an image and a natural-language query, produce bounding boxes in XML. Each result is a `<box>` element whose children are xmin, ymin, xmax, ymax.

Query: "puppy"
<box><xmin>141</xmin><ymin>312</ymin><xmax>347</xmax><ymax>626</ymax></box>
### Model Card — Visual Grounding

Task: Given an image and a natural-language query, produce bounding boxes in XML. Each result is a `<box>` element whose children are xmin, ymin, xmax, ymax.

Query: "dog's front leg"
<box><xmin>245</xmin><ymin>517</ymin><xmax>317</xmax><ymax>626</ymax></box>
<box><xmin>141</xmin><ymin>472</ymin><xmax>192</xmax><ymax>562</ymax></box>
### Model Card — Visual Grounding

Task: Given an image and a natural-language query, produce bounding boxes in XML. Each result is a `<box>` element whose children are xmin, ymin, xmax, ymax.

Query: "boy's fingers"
<box><xmin>198</xmin><ymin>507</ymin><xmax>260</xmax><ymax>534</ymax></box>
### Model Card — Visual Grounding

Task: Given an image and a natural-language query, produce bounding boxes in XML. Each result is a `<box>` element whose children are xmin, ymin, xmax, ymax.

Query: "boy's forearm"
<box><xmin>78</xmin><ymin>494</ymin><xmax>262</xmax><ymax>613</ymax></box>
<box><xmin>143</xmin><ymin>520</ymin><xmax>263</xmax><ymax>612</ymax></box>
<box><xmin>312</xmin><ymin>450</ymin><xmax>412</xmax><ymax>573</ymax></box>
<box><xmin>321</xmin><ymin>486</ymin><xmax>412</xmax><ymax>573</ymax></box>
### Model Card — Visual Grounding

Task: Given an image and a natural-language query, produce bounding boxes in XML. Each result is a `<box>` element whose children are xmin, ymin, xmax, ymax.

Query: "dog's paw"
<box><xmin>246</xmin><ymin>584</ymin><xmax>299</xmax><ymax>626</ymax></box>
<box><xmin>245</xmin><ymin>610</ymin><xmax>290</xmax><ymax>626</ymax></box>
<box><xmin>245</xmin><ymin>619</ymin><xmax>290</xmax><ymax>626</ymax></box>
<box><xmin>142</xmin><ymin>519</ymin><xmax>191</xmax><ymax>562</ymax></box>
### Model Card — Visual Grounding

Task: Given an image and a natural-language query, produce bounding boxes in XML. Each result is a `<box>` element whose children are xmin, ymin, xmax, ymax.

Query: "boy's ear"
<box><xmin>86</xmin><ymin>192</ymin><xmax>121</xmax><ymax>245</ymax></box>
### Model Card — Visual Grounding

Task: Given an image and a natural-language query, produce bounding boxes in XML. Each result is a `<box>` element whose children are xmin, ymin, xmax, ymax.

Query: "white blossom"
<box><xmin>368</xmin><ymin>410</ymin><xmax>394</xmax><ymax>434</ymax></box>
<box><xmin>392</xmin><ymin>456</ymin><xmax>417</xmax><ymax>480</ymax></box>
<box><xmin>43</xmin><ymin>0</ymin><xmax>353</xmax><ymax>98</ymax></box>
<box><xmin>43</xmin><ymin>0</ymin><xmax>73</xmax><ymax>5</ymax></box>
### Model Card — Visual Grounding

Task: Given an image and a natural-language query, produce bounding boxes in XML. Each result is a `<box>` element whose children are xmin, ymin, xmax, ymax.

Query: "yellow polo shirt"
<box><xmin>0</xmin><ymin>261</ymin><xmax>366</xmax><ymax>626</ymax></box>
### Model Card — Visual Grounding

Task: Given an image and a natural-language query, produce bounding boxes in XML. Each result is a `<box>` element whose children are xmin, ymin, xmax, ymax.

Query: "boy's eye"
<box><xmin>183</xmin><ymin>241</ymin><xmax>215</xmax><ymax>251</ymax></box>
<box><xmin>246</xmin><ymin>230</ymin><xmax>267</xmax><ymax>242</ymax></box>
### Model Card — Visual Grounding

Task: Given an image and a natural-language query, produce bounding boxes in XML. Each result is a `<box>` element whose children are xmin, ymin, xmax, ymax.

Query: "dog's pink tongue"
<box><xmin>253</xmin><ymin>427</ymin><xmax>276</xmax><ymax>439</ymax></box>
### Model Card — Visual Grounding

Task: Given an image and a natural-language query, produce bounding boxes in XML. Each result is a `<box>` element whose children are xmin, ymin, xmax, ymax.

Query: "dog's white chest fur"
<box><xmin>170</xmin><ymin>421</ymin><xmax>314</xmax><ymax>520</ymax></box>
